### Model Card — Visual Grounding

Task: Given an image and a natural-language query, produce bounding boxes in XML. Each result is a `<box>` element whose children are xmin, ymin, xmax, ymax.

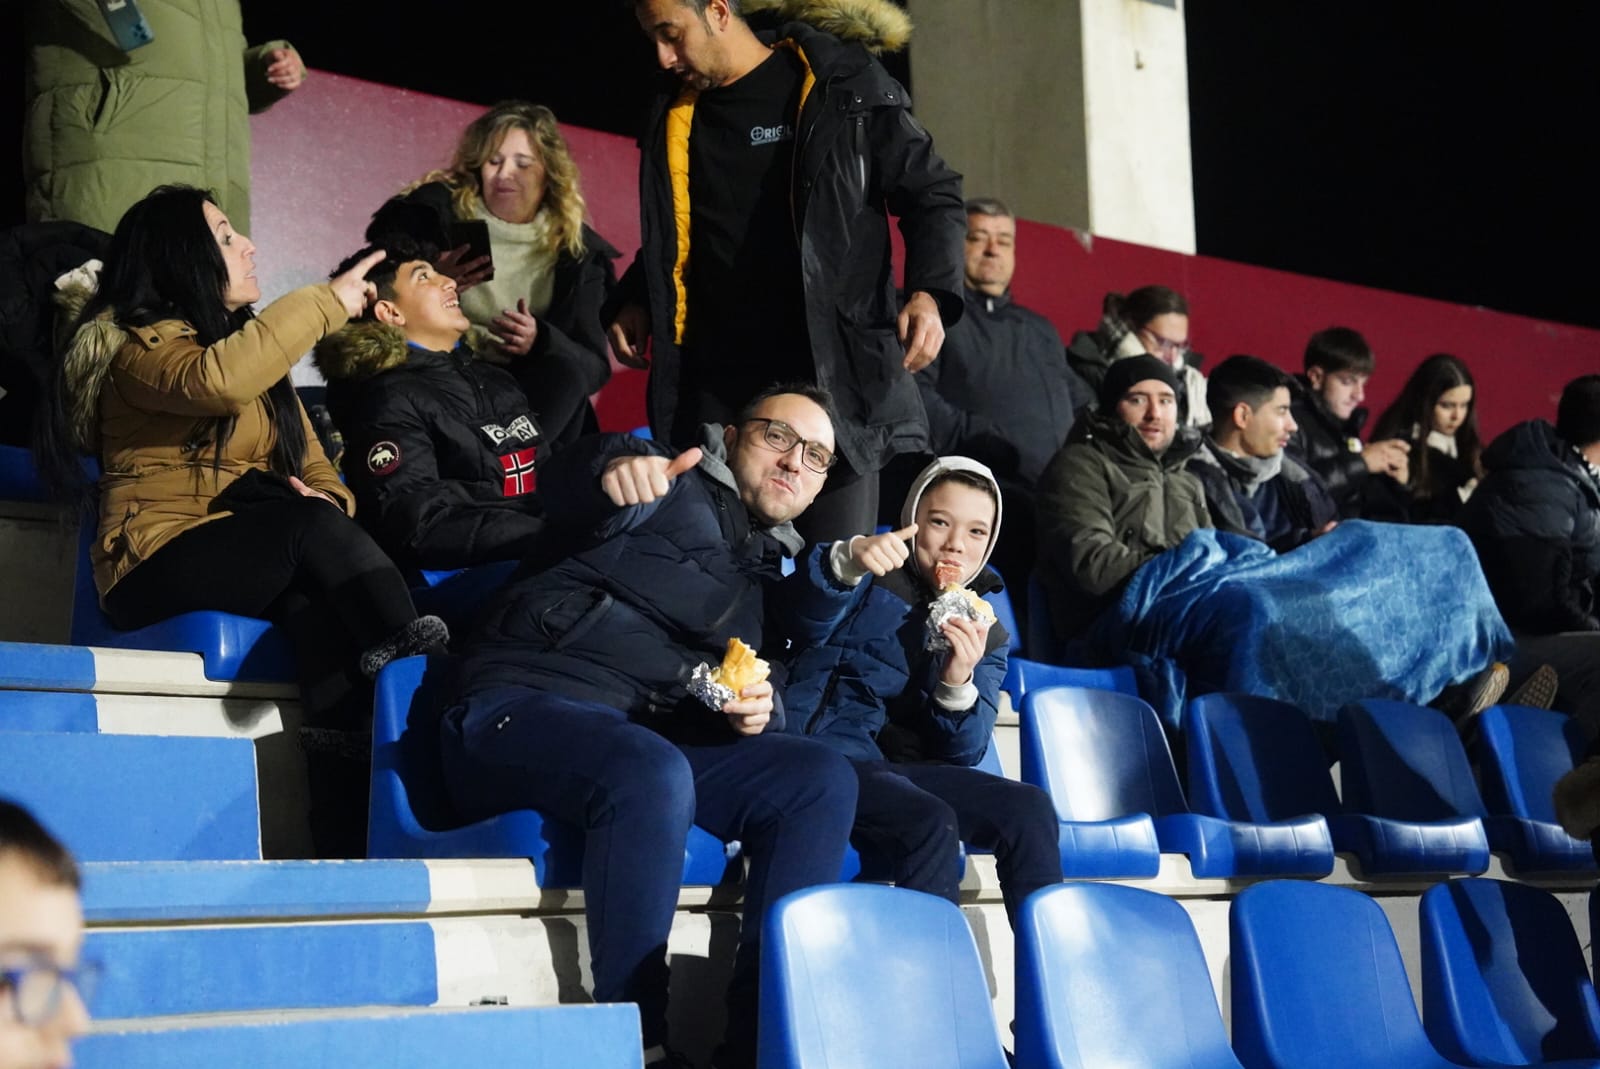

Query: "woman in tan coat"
<box><xmin>39</xmin><ymin>185</ymin><xmax>446</xmax><ymax>718</ymax></box>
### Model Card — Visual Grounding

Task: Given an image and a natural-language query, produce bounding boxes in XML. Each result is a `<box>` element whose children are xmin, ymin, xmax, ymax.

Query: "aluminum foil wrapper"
<box><xmin>689</xmin><ymin>662</ymin><xmax>738</xmax><ymax>710</ymax></box>
<box><xmin>925</xmin><ymin>588</ymin><xmax>982</xmax><ymax>651</ymax></box>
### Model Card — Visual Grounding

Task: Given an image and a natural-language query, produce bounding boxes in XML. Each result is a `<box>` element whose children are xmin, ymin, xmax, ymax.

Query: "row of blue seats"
<box><xmin>1024</xmin><ymin>686</ymin><xmax>1595</xmax><ymax>879</ymax></box>
<box><xmin>762</xmin><ymin>877</ymin><xmax>1600</xmax><ymax>1069</ymax></box>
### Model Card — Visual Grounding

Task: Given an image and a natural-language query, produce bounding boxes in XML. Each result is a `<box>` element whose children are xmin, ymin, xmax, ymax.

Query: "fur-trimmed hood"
<box><xmin>55</xmin><ymin>277</ymin><xmax>125</xmax><ymax>453</ymax></box>
<box><xmin>745</xmin><ymin>0</ymin><xmax>912</xmax><ymax>52</ymax></box>
<box><xmin>313</xmin><ymin>319</ymin><xmax>495</xmax><ymax>383</ymax></box>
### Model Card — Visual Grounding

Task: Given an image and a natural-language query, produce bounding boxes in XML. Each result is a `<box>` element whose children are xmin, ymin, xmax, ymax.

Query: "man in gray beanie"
<box><xmin>1462</xmin><ymin>374</ymin><xmax>1600</xmax><ymax>736</ymax></box>
<box><xmin>1036</xmin><ymin>354</ymin><xmax>1213</xmax><ymax>644</ymax></box>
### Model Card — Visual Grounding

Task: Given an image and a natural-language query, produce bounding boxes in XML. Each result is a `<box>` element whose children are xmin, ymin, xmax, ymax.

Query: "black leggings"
<box><xmin>102</xmin><ymin>497</ymin><xmax>418</xmax><ymax>724</ymax></box>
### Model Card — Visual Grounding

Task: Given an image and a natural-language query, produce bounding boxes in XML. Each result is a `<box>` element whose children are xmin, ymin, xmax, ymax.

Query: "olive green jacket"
<box><xmin>1036</xmin><ymin>409</ymin><xmax>1212</xmax><ymax>640</ymax></box>
<box><xmin>23</xmin><ymin>0</ymin><xmax>295</xmax><ymax>235</ymax></box>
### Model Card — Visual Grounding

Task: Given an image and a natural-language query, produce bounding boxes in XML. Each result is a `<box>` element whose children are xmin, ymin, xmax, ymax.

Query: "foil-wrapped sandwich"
<box><xmin>924</xmin><ymin>561</ymin><xmax>996</xmax><ymax>651</ymax></box>
<box><xmin>689</xmin><ymin>637</ymin><xmax>771</xmax><ymax>710</ymax></box>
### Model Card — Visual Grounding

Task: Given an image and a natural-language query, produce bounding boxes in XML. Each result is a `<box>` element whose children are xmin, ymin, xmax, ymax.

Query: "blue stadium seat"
<box><xmin>1183</xmin><ymin>694</ymin><xmax>1339</xmax><ymax>876</ymax></box>
<box><xmin>70</xmin><ymin>518</ymin><xmax>297</xmax><ymax>683</ymax></box>
<box><xmin>629</xmin><ymin>424</ymin><xmax>653</xmax><ymax>440</ymax></box>
<box><xmin>1337</xmin><ymin>699</ymin><xmax>1492</xmax><ymax>876</ymax></box>
<box><xmin>1022</xmin><ymin>687</ymin><xmax>1327</xmax><ymax>878</ymax></box>
<box><xmin>984</xmin><ymin>579</ymin><xmax>1023</xmax><ymax>657</ymax></box>
<box><xmin>759</xmin><ymin>884</ymin><xmax>1010</xmax><ymax>1069</ymax></box>
<box><xmin>75</xmin><ymin>1004</ymin><xmax>642</xmax><ymax>1069</ymax></box>
<box><xmin>410</xmin><ymin>559</ymin><xmax>518</xmax><ymax>636</ymax></box>
<box><xmin>1014</xmin><ymin>883</ymin><xmax>1246</xmax><ymax>1069</ymax></box>
<box><xmin>1420</xmin><ymin>878</ymin><xmax>1600</xmax><ymax>1067</ymax></box>
<box><xmin>1025</xmin><ymin>571</ymin><xmax>1057</xmax><ymax>661</ymax></box>
<box><xmin>0</xmin><ymin>732</ymin><xmax>260</xmax><ymax>861</ymax></box>
<box><xmin>1003</xmin><ymin>657</ymin><xmax>1138</xmax><ymax>711</ymax></box>
<box><xmin>0</xmin><ymin>442</ymin><xmax>52</xmax><ymax>502</ymax></box>
<box><xmin>367</xmin><ymin>655</ymin><xmax>736</xmax><ymax>886</ymax></box>
<box><xmin>86</xmin><ymin>921</ymin><xmax>439</xmax><ymax>1018</ymax></box>
<box><xmin>1231</xmin><ymin>880</ymin><xmax>1466</xmax><ymax>1069</ymax></box>
<box><xmin>1474</xmin><ymin>704</ymin><xmax>1599</xmax><ymax>875</ymax></box>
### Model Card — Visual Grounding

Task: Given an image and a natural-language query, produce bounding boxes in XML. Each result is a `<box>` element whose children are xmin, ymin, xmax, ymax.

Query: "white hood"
<box><xmin>898</xmin><ymin>456</ymin><xmax>1003</xmax><ymax>587</ymax></box>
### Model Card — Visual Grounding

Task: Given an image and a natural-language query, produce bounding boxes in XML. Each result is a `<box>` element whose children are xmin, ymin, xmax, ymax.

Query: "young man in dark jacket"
<box><xmin>607</xmin><ymin>0</ymin><xmax>966</xmax><ymax>545</ymax></box>
<box><xmin>441</xmin><ymin>385</ymin><xmax>857</xmax><ymax>1069</ymax></box>
<box><xmin>1287</xmin><ymin>326</ymin><xmax>1410</xmax><ymax>518</ymax></box>
<box><xmin>1189</xmin><ymin>355</ymin><xmax>1340</xmax><ymax>552</ymax></box>
<box><xmin>316</xmin><ymin>244</ymin><xmax>576</xmax><ymax>575</ymax></box>
<box><xmin>1460</xmin><ymin>375</ymin><xmax>1600</xmax><ymax>731</ymax></box>
<box><xmin>779</xmin><ymin>456</ymin><xmax>1059</xmax><ymax>926</ymax></box>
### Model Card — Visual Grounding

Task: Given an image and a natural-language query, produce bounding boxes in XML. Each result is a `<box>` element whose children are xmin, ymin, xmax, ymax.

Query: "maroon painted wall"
<box><xmin>254</xmin><ymin>71</ymin><xmax>1598</xmax><ymax>440</ymax></box>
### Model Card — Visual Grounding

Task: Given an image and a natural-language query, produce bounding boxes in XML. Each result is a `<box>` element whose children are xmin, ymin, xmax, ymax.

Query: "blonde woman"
<box><xmin>369</xmin><ymin>101</ymin><xmax>618</xmax><ymax>447</ymax></box>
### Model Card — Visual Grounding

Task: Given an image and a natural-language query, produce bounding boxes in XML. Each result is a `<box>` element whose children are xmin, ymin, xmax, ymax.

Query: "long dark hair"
<box><xmin>1373</xmin><ymin>352</ymin><xmax>1482</xmax><ymax>496</ymax></box>
<box><xmin>35</xmin><ymin>185</ymin><xmax>306</xmax><ymax>505</ymax></box>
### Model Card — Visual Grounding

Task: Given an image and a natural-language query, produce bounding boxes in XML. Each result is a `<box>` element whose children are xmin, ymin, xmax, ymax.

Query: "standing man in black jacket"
<box><xmin>606</xmin><ymin>0</ymin><xmax>966</xmax><ymax>546</ymax></box>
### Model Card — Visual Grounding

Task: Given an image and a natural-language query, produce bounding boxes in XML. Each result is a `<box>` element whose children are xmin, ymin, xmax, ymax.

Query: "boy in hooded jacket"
<box><xmin>778</xmin><ymin>456</ymin><xmax>1060</xmax><ymax>923</ymax></box>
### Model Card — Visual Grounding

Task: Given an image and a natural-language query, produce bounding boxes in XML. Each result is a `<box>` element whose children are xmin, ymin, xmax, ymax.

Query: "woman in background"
<box><xmin>1066</xmin><ymin>284</ymin><xmax>1211</xmax><ymax>429</ymax></box>
<box><xmin>370</xmin><ymin>101</ymin><xmax>618</xmax><ymax>449</ymax></box>
<box><xmin>1373</xmin><ymin>352</ymin><xmax>1483</xmax><ymax>523</ymax></box>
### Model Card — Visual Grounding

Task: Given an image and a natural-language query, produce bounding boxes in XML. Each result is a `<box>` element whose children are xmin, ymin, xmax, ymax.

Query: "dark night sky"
<box><xmin>5</xmin><ymin>4</ymin><xmax>1595</xmax><ymax>331</ymax></box>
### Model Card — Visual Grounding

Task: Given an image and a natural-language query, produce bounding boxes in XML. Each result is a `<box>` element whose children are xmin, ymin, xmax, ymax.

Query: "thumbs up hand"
<box><xmin>601</xmin><ymin>447</ymin><xmax>703</xmax><ymax>508</ymax></box>
<box><xmin>849</xmin><ymin>523</ymin><xmax>918</xmax><ymax>577</ymax></box>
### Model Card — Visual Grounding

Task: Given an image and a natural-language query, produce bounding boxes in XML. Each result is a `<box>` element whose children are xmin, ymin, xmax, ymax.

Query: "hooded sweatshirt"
<box><xmin>778</xmin><ymin>457</ymin><xmax>1010</xmax><ymax>766</ymax></box>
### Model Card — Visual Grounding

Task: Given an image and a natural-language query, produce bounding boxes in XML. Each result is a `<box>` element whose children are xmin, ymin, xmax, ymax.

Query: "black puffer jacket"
<box><xmin>916</xmin><ymin>287</ymin><xmax>1091</xmax><ymax>487</ymax></box>
<box><xmin>457</xmin><ymin>431</ymin><xmax>801</xmax><ymax>739</ymax></box>
<box><xmin>315</xmin><ymin>322</ymin><xmax>545</xmax><ymax>574</ymax></box>
<box><xmin>367</xmin><ymin>182</ymin><xmax>618</xmax><ymax>448</ymax></box>
<box><xmin>1459</xmin><ymin>420</ymin><xmax>1600</xmax><ymax>634</ymax></box>
<box><xmin>1287</xmin><ymin>374</ymin><xmax>1370</xmax><ymax>513</ymax></box>
<box><xmin>612</xmin><ymin>15</ymin><xmax>966</xmax><ymax>474</ymax></box>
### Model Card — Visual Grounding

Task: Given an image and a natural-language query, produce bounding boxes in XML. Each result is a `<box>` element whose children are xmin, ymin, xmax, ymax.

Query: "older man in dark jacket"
<box><xmin>440</xmin><ymin>385</ymin><xmax>857</xmax><ymax>1069</ymax></box>
<box><xmin>607</xmin><ymin>0</ymin><xmax>965</xmax><ymax>546</ymax></box>
<box><xmin>1460</xmin><ymin>375</ymin><xmax>1600</xmax><ymax>731</ymax></box>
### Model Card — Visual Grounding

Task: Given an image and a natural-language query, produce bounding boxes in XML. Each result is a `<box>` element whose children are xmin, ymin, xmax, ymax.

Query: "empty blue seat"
<box><xmin>0</xmin><ymin>732</ymin><xmax>260</xmax><ymax>861</ymax></box>
<box><xmin>1015</xmin><ymin>883</ymin><xmax>1246</xmax><ymax>1069</ymax></box>
<box><xmin>1231</xmin><ymin>880</ymin><xmax>1469</xmax><ymax>1069</ymax></box>
<box><xmin>1022</xmin><ymin>686</ymin><xmax>1327</xmax><ymax>878</ymax></box>
<box><xmin>1475</xmin><ymin>704</ymin><xmax>1598</xmax><ymax>875</ymax></box>
<box><xmin>1184</xmin><ymin>694</ymin><xmax>1340</xmax><ymax>876</ymax></box>
<box><xmin>1420</xmin><ymin>878</ymin><xmax>1600</xmax><ymax>1067</ymax></box>
<box><xmin>75</xmin><ymin>1004</ymin><xmax>642</xmax><ymax>1069</ymax></box>
<box><xmin>1004</xmin><ymin>657</ymin><xmax>1138</xmax><ymax>710</ymax></box>
<box><xmin>367</xmin><ymin>654</ymin><xmax>735</xmax><ymax>886</ymax></box>
<box><xmin>1337</xmin><ymin>699</ymin><xmax>1492</xmax><ymax>876</ymax></box>
<box><xmin>759</xmin><ymin>884</ymin><xmax>1010</xmax><ymax>1069</ymax></box>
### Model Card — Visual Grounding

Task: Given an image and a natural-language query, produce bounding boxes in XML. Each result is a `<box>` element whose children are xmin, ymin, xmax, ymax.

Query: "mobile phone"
<box><xmin>96</xmin><ymin>0</ymin><xmax>155</xmax><ymax>51</ymax></box>
<box><xmin>447</xmin><ymin>220</ymin><xmax>495</xmax><ymax>281</ymax></box>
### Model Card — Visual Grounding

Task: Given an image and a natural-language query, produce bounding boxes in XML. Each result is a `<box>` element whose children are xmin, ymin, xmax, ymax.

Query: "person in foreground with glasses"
<box><xmin>1066</xmin><ymin>284</ymin><xmax>1211</xmax><ymax>430</ymax></box>
<box><xmin>440</xmin><ymin>384</ymin><xmax>858</xmax><ymax>1069</ymax></box>
<box><xmin>0</xmin><ymin>799</ymin><xmax>89</xmax><ymax>1069</ymax></box>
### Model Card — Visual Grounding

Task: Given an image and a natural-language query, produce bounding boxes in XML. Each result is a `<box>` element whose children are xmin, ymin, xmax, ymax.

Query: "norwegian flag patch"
<box><xmin>500</xmin><ymin>447</ymin><xmax>538</xmax><ymax>496</ymax></box>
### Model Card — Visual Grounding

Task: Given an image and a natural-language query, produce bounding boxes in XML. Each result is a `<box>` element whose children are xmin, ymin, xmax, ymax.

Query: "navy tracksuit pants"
<box><xmin>438</xmin><ymin>685</ymin><xmax>857</xmax><ymax>1057</ymax></box>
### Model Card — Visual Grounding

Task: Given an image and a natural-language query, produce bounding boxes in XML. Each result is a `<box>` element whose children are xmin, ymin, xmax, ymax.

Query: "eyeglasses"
<box><xmin>1138</xmin><ymin>326</ymin><xmax>1190</xmax><ymax>359</ymax></box>
<box><xmin>0</xmin><ymin>960</ymin><xmax>101</xmax><ymax>1026</ymax></box>
<box><xmin>742</xmin><ymin>418</ymin><xmax>837</xmax><ymax>474</ymax></box>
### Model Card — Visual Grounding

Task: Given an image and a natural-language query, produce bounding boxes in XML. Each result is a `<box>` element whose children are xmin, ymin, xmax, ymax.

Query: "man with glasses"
<box><xmin>0</xmin><ymin>799</ymin><xmax>90</xmax><ymax>1069</ymax></box>
<box><xmin>441</xmin><ymin>384</ymin><xmax>857</xmax><ymax>1069</ymax></box>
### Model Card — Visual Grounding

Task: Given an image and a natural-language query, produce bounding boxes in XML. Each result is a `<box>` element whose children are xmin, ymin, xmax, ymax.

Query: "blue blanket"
<box><xmin>1085</xmin><ymin>521</ymin><xmax>1514</xmax><ymax>731</ymax></box>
